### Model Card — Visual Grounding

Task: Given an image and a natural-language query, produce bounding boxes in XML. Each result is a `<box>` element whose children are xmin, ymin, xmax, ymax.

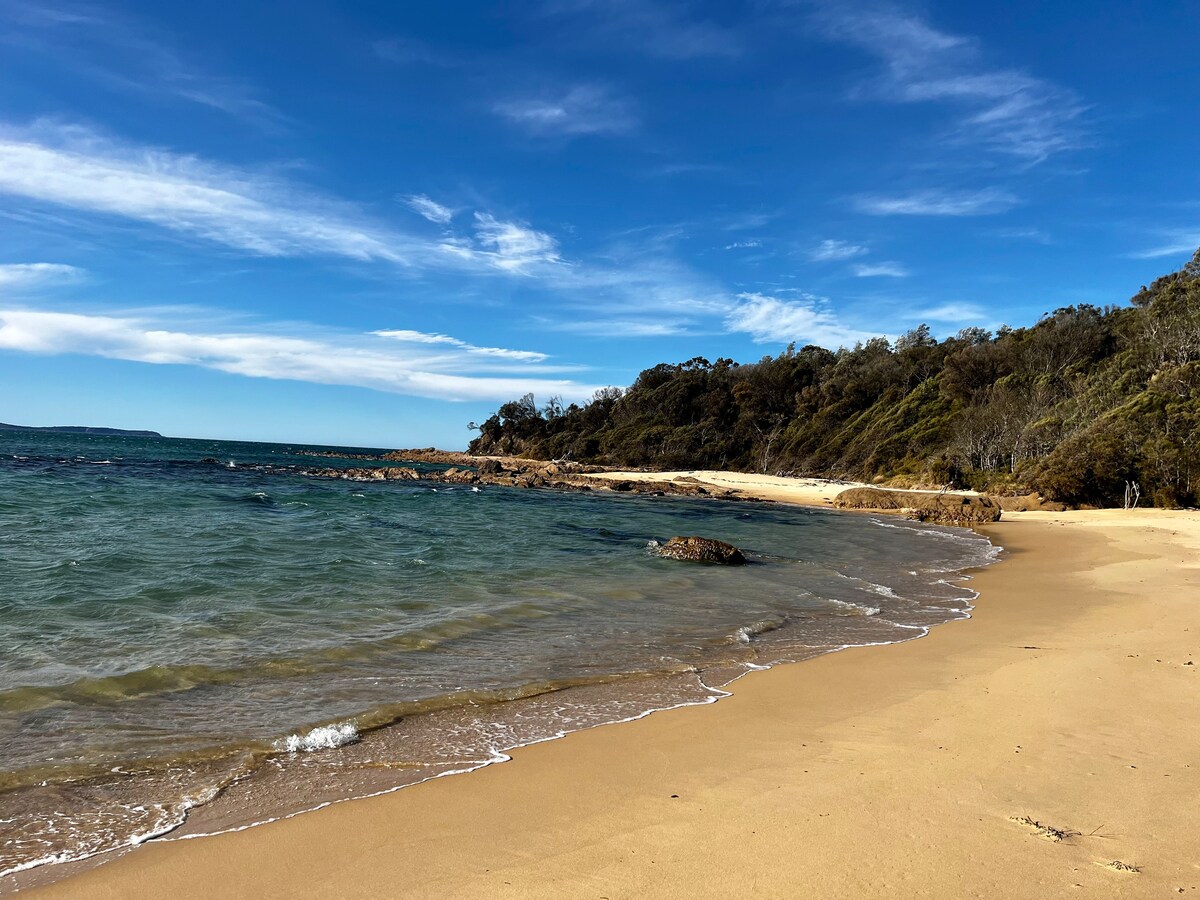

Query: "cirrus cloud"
<box><xmin>0</xmin><ymin>262</ymin><xmax>84</xmax><ymax>288</ymax></box>
<box><xmin>853</xmin><ymin>188</ymin><xmax>1018</xmax><ymax>216</ymax></box>
<box><xmin>725</xmin><ymin>292</ymin><xmax>877</xmax><ymax>348</ymax></box>
<box><xmin>493</xmin><ymin>85</ymin><xmax>636</xmax><ymax>137</ymax></box>
<box><xmin>0</xmin><ymin>308</ymin><xmax>598</xmax><ymax>403</ymax></box>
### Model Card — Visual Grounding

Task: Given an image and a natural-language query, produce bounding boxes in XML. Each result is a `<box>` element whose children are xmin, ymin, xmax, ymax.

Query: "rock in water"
<box><xmin>477</xmin><ymin>458</ymin><xmax>504</xmax><ymax>476</ymax></box>
<box><xmin>655</xmin><ymin>536</ymin><xmax>747</xmax><ymax>565</ymax></box>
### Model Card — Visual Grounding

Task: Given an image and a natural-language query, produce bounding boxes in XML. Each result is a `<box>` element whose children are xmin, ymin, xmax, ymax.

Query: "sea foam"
<box><xmin>275</xmin><ymin>723</ymin><xmax>359</xmax><ymax>753</ymax></box>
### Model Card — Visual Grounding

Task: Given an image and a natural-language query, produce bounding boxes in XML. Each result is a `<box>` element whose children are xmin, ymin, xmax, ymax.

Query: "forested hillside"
<box><xmin>470</xmin><ymin>251</ymin><xmax>1200</xmax><ymax>507</ymax></box>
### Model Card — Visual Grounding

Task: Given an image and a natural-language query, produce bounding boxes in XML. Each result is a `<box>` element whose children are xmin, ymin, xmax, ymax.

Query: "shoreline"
<box><xmin>24</xmin><ymin>486</ymin><xmax>1200</xmax><ymax>897</ymax></box>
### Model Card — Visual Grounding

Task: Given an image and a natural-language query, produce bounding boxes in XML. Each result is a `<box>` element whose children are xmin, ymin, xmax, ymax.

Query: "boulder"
<box><xmin>381</xmin><ymin>467</ymin><xmax>420</xmax><ymax>480</ymax></box>
<box><xmin>477</xmin><ymin>459</ymin><xmax>504</xmax><ymax>476</ymax></box>
<box><xmin>908</xmin><ymin>494</ymin><xmax>1002</xmax><ymax>526</ymax></box>
<box><xmin>834</xmin><ymin>487</ymin><xmax>1001</xmax><ymax>526</ymax></box>
<box><xmin>998</xmin><ymin>493</ymin><xmax>1066</xmax><ymax>513</ymax></box>
<box><xmin>833</xmin><ymin>487</ymin><xmax>905</xmax><ymax>510</ymax></box>
<box><xmin>655</xmin><ymin>536</ymin><xmax>747</xmax><ymax>565</ymax></box>
<box><xmin>435</xmin><ymin>467</ymin><xmax>480</xmax><ymax>484</ymax></box>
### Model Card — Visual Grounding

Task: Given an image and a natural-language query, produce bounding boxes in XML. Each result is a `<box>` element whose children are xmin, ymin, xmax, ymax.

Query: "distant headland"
<box><xmin>0</xmin><ymin>422</ymin><xmax>162</xmax><ymax>438</ymax></box>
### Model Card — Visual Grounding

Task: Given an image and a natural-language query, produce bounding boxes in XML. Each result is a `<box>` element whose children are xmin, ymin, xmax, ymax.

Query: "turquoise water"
<box><xmin>0</xmin><ymin>431</ymin><xmax>998</xmax><ymax>884</ymax></box>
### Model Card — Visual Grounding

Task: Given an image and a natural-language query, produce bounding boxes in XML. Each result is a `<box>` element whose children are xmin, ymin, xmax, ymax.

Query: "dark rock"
<box><xmin>655</xmin><ymin>536</ymin><xmax>747</xmax><ymax>565</ymax></box>
<box><xmin>381</xmin><ymin>467</ymin><xmax>420</xmax><ymax>480</ymax></box>
<box><xmin>435</xmin><ymin>467</ymin><xmax>480</xmax><ymax>484</ymax></box>
<box><xmin>477</xmin><ymin>459</ymin><xmax>504</xmax><ymax>476</ymax></box>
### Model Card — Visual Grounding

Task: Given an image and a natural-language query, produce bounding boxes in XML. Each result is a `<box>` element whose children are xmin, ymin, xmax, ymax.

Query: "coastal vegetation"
<box><xmin>470</xmin><ymin>251</ymin><xmax>1200</xmax><ymax>508</ymax></box>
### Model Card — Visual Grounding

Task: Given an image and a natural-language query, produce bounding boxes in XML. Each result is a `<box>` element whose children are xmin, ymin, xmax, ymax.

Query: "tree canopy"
<box><xmin>471</xmin><ymin>255</ymin><xmax>1200</xmax><ymax>508</ymax></box>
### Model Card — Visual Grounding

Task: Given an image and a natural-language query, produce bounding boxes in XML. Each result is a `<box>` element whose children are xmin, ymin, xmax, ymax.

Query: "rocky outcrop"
<box><xmin>381</xmin><ymin>448</ymin><xmax>474</xmax><ymax>465</ymax></box>
<box><xmin>997</xmin><ymin>493</ymin><xmax>1067</xmax><ymax>513</ymax></box>
<box><xmin>654</xmin><ymin>536</ymin><xmax>747</xmax><ymax>565</ymax></box>
<box><xmin>834</xmin><ymin>487</ymin><xmax>1002</xmax><ymax>526</ymax></box>
<box><xmin>285</xmin><ymin>457</ymin><xmax>762</xmax><ymax>503</ymax></box>
<box><xmin>833</xmin><ymin>487</ymin><xmax>906</xmax><ymax>510</ymax></box>
<box><xmin>299</xmin><ymin>466</ymin><xmax>421</xmax><ymax>482</ymax></box>
<box><xmin>907</xmin><ymin>494</ymin><xmax>1003</xmax><ymax>526</ymax></box>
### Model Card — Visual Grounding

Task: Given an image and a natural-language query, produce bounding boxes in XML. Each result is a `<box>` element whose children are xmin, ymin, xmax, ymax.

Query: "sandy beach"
<box><xmin>27</xmin><ymin>491</ymin><xmax>1200</xmax><ymax>898</ymax></box>
<box><xmin>583</xmin><ymin>469</ymin><xmax>982</xmax><ymax>506</ymax></box>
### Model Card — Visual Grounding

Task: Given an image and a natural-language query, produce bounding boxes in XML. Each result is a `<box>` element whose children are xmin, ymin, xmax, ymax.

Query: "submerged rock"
<box><xmin>655</xmin><ymin>536</ymin><xmax>747</xmax><ymax>565</ymax></box>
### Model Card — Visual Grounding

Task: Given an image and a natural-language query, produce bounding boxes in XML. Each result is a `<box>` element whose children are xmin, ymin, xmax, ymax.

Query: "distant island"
<box><xmin>0</xmin><ymin>422</ymin><xmax>162</xmax><ymax>438</ymax></box>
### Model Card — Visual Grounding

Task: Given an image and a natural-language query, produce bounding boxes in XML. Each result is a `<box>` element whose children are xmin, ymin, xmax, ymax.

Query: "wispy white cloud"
<box><xmin>0</xmin><ymin>122</ymin><xmax>417</xmax><ymax>261</ymax></box>
<box><xmin>853</xmin><ymin>188</ymin><xmax>1018</xmax><ymax>216</ymax></box>
<box><xmin>854</xmin><ymin>261</ymin><xmax>909</xmax><ymax>277</ymax></box>
<box><xmin>0</xmin><ymin>1</ymin><xmax>284</xmax><ymax>127</ymax></box>
<box><xmin>493</xmin><ymin>85</ymin><xmax>636</xmax><ymax>137</ymax></box>
<box><xmin>541</xmin><ymin>0</ymin><xmax>742</xmax><ymax>59</ymax></box>
<box><xmin>993</xmin><ymin>226</ymin><xmax>1052</xmax><ymax>244</ymax></box>
<box><xmin>438</xmin><ymin>213</ymin><xmax>562</xmax><ymax>274</ymax></box>
<box><xmin>0</xmin><ymin>262</ymin><xmax>83</xmax><ymax>287</ymax></box>
<box><xmin>808</xmin><ymin>2</ymin><xmax>1085</xmax><ymax>162</ymax></box>
<box><xmin>0</xmin><ymin>121</ymin><xmax>739</xmax><ymax>322</ymax></box>
<box><xmin>0</xmin><ymin>308</ymin><xmax>598</xmax><ymax>402</ymax></box>
<box><xmin>403</xmin><ymin>194</ymin><xmax>455</xmax><ymax>226</ymax></box>
<box><xmin>1128</xmin><ymin>235</ymin><xmax>1200</xmax><ymax>260</ymax></box>
<box><xmin>371</xmin><ymin>328</ymin><xmax>548</xmax><ymax>361</ymax></box>
<box><xmin>918</xmin><ymin>302</ymin><xmax>987</xmax><ymax>323</ymax></box>
<box><xmin>808</xmin><ymin>239</ymin><xmax>867</xmax><ymax>261</ymax></box>
<box><xmin>0</xmin><ymin>121</ymin><xmax>769</xmax><ymax>338</ymax></box>
<box><xmin>721</xmin><ymin>211</ymin><xmax>776</xmax><ymax>231</ymax></box>
<box><xmin>540</xmin><ymin>317</ymin><xmax>691</xmax><ymax>338</ymax></box>
<box><xmin>724</xmin><ymin>240</ymin><xmax>762</xmax><ymax>250</ymax></box>
<box><xmin>473</xmin><ymin>214</ymin><xmax>561</xmax><ymax>271</ymax></box>
<box><xmin>0</xmin><ymin>124</ymin><xmax>564</xmax><ymax>278</ymax></box>
<box><xmin>725</xmin><ymin>292</ymin><xmax>876</xmax><ymax>347</ymax></box>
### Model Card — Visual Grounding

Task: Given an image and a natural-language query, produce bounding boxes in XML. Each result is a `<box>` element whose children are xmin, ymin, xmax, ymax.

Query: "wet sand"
<box><xmin>30</xmin><ymin>502</ymin><xmax>1200</xmax><ymax>899</ymax></box>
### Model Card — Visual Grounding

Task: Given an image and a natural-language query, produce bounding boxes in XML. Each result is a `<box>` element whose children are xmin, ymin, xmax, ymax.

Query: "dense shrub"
<box><xmin>470</xmin><ymin>252</ymin><xmax>1200</xmax><ymax>507</ymax></box>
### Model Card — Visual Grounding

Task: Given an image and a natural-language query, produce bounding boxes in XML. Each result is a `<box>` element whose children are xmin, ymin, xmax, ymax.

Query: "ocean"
<box><xmin>0</xmin><ymin>431</ymin><xmax>999</xmax><ymax>887</ymax></box>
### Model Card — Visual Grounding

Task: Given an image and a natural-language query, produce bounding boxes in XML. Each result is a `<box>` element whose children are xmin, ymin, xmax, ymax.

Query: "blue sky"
<box><xmin>0</xmin><ymin>0</ymin><xmax>1197</xmax><ymax>447</ymax></box>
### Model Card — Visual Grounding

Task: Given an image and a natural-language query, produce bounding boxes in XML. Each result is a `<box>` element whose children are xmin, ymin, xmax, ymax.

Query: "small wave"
<box><xmin>832</xmin><ymin>571</ymin><xmax>901</xmax><ymax>600</ymax></box>
<box><xmin>865</xmin><ymin>582</ymin><xmax>899</xmax><ymax>599</ymax></box>
<box><xmin>825</xmin><ymin>598</ymin><xmax>881</xmax><ymax>616</ymax></box>
<box><xmin>730</xmin><ymin>617</ymin><xmax>786</xmax><ymax>644</ymax></box>
<box><xmin>275</xmin><ymin>723</ymin><xmax>359</xmax><ymax>753</ymax></box>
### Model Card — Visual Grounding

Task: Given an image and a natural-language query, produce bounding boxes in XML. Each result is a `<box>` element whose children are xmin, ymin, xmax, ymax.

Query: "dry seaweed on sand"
<box><xmin>1101</xmin><ymin>860</ymin><xmax>1142</xmax><ymax>873</ymax></box>
<box><xmin>1010</xmin><ymin>815</ymin><xmax>1081</xmax><ymax>842</ymax></box>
